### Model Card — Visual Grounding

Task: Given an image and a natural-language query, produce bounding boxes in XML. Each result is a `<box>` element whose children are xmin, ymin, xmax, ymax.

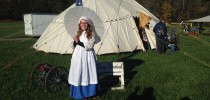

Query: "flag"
<box><xmin>76</xmin><ymin>0</ymin><xmax>83</xmax><ymax>6</ymax></box>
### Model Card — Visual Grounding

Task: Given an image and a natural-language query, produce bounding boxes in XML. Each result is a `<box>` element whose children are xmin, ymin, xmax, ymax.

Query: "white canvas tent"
<box><xmin>24</xmin><ymin>13</ymin><xmax>57</xmax><ymax>36</ymax></box>
<box><xmin>187</xmin><ymin>15</ymin><xmax>210</xmax><ymax>22</ymax></box>
<box><xmin>33</xmin><ymin>0</ymin><xmax>158</xmax><ymax>55</ymax></box>
<box><xmin>185</xmin><ymin>15</ymin><xmax>210</xmax><ymax>28</ymax></box>
<box><xmin>110</xmin><ymin>0</ymin><xmax>159</xmax><ymax>49</ymax></box>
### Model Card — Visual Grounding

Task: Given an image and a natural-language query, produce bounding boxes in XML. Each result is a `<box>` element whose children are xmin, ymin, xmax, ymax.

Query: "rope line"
<box><xmin>184</xmin><ymin>52</ymin><xmax>210</xmax><ymax>68</ymax></box>
<box><xmin>0</xmin><ymin>20</ymin><xmax>61</xmax><ymax>43</ymax></box>
<box><xmin>1</xmin><ymin>46</ymin><xmax>35</xmax><ymax>70</ymax></box>
<box><xmin>0</xmin><ymin>31</ymin><xmax>22</xmax><ymax>41</ymax></box>
<box><xmin>188</xmin><ymin>34</ymin><xmax>210</xmax><ymax>46</ymax></box>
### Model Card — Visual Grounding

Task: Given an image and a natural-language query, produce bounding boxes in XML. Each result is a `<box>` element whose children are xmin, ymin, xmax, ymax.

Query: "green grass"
<box><xmin>1</xmin><ymin>21</ymin><xmax>210</xmax><ymax>100</ymax></box>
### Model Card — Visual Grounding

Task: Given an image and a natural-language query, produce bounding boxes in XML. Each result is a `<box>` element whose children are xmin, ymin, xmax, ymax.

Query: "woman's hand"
<box><xmin>73</xmin><ymin>35</ymin><xmax>78</xmax><ymax>43</ymax></box>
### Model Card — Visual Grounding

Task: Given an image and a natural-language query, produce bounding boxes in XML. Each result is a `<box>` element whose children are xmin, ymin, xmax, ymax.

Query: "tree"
<box><xmin>0</xmin><ymin>0</ymin><xmax>12</xmax><ymax>19</ymax></box>
<box><xmin>0</xmin><ymin>0</ymin><xmax>209</xmax><ymax>21</ymax></box>
<box><xmin>189</xmin><ymin>0</ymin><xmax>208</xmax><ymax>19</ymax></box>
<box><xmin>161</xmin><ymin>1</ymin><xmax>173</xmax><ymax>22</ymax></box>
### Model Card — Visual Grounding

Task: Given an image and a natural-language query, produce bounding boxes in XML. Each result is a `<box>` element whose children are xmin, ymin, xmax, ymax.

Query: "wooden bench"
<box><xmin>97</xmin><ymin>62</ymin><xmax>124</xmax><ymax>90</ymax></box>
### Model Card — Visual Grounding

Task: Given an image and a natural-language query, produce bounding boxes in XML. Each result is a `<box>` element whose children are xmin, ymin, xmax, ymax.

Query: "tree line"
<box><xmin>0</xmin><ymin>0</ymin><xmax>74</xmax><ymax>20</ymax></box>
<box><xmin>0</xmin><ymin>0</ymin><xmax>210</xmax><ymax>22</ymax></box>
<box><xmin>138</xmin><ymin>0</ymin><xmax>210</xmax><ymax>22</ymax></box>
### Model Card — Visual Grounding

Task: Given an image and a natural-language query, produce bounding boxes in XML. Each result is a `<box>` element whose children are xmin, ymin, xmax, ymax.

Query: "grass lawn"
<box><xmin>0</xmin><ymin>21</ymin><xmax>210</xmax><ymax>100</ymax></box>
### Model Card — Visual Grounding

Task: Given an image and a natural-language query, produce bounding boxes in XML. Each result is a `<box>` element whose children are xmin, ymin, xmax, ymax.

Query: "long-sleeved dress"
<box><xmin>68</xmin><ymin>31</ymin><xmax>98</xmax><ymax>99</ymax></box>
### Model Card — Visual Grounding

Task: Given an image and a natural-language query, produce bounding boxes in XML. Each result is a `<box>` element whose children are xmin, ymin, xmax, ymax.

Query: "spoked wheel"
<box><xmin>30</xmin><ymin>63</ymin><xmax>52</xmax><ymax>89</ymax></box>
<box><xmin>45</xmin><ymin>66</ymin><xmax>69</xmax><ymax>93</ymax></box>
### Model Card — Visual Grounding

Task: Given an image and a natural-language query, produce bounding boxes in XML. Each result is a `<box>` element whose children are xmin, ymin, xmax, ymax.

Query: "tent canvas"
<box><xmin>103</xmin><ymin>0</ymin><xmax>159</xmax><ymax>49</ymax></box>
<box><xmin>33</xmin><ymin>0</ymin><xmax>158</xmax><ymax>55</ymax></box>
<box><xmin>187</xmin><ymin>15</ymin><xmax>210</xmax><ymax>22</ymax></box>
<box><xmin>24</xmin><ymin>13</ymin><xmax>57</xmax><ymax>36</ymax></box>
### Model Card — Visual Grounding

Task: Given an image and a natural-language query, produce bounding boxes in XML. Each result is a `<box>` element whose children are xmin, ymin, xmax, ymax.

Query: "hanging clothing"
<box><xmin>139</xmin><ymin>12</ymin><xmax>151</xmax><ymax>28</ymax></box>
<box><xmin>68</xmin><ymin>31</ymin><xmax>98</xmax><ymax>99</ymax></box>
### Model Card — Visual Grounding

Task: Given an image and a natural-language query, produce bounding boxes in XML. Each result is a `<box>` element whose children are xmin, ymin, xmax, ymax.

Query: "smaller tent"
<box><xmin>185</xmin><ymin>15</ymin><xmax>210</xmax><ymax>27</ymax></box>
<box><xmin>23</xmin><ymin>13</ymin><xmax>57</xmax><ymax>36</ymax></box>
<box><xmin>186</xmin><ymin>15</ymin><xmax>210</xmax><ymax>33</ymax></box>
<box><xmin>187</xmin><ymin>15</ymin><xmax>210</xmax><ymax>22</ymax></box>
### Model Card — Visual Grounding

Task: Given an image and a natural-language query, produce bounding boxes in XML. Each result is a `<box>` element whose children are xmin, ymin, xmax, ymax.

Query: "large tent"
<box><xmin>110</xmin><ymin>0</ymin><xmax>159</xmax><ymax>49</ymax></box>
<box><xmin>33</xmin><ymin>0</ymin><xmax>158</xmax><ymax>55</ymax></box>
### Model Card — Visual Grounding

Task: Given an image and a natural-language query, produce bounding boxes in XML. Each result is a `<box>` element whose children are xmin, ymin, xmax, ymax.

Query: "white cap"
<box><xmin>78</xmin><ymin>16</ymin><xmax>89</xmax><ymax>23</ymax></box>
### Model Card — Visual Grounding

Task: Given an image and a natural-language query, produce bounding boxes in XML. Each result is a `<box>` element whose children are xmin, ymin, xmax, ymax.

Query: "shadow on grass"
<box><xmin>117</xmin><ymin>52</ymin><xmax>144</xmax><ymax>86</ymax></box>
<box><xmin>121</xmin><ymin>59</ymin><xmax>144</xmax><ymax>86</ymax></box>
<box><xmin>127</xmin><ymin>87</ymin><xmax>156</xmax><ymax>100</ymax></box>
<box><xmin>97</xmin><ymin>52</ymin><xmax>144</xmax><ymax>97</ymax></box>
<box><xmin>180</xmin><ymin>97</ymin><xmax>191</xmax><ymax>100</ymax></box>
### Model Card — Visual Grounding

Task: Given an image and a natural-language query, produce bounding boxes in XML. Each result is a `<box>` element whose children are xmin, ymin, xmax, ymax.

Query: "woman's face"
<box><xmin>80</xmin><ymin>19</ymin><xmax>88</xmax><ymax>31</ymax></box>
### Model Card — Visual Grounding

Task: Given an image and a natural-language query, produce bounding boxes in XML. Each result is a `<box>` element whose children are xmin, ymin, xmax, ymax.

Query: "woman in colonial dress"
<box><xmin>68</xmin><ymin>16</ymin><xmax>98</xmax><ymax>100</ymax></box>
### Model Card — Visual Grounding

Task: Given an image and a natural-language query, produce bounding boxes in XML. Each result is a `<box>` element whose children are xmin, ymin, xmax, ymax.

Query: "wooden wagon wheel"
<box><xmin>45</xmin><ymin>66</ymin><xmax>69</xmax><ymax>93</ymax></box>
<box><xmin>30</xmin><ymin>63</ymin><xmax>53</xmax><ymax>89</ymax></box>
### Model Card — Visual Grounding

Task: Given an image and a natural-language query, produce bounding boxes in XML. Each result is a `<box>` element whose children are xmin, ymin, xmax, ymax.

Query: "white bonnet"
<box><xmin>78</xmin><ymin>16</ymin><xmax>89</xmax><ymax>23</ymax></box>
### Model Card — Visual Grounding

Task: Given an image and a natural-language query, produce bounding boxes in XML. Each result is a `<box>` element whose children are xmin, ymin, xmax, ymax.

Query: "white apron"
<box><xmin>68</xmin><ymin>31</ymin><xmax>98</xmax><ymax>86</ymax></box>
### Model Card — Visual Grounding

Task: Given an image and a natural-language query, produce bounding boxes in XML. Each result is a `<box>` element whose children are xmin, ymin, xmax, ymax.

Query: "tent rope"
<box><xmin>34</xmin><ymin>25</ymin><xmax>67</xmax><ymax>49</ymax></box>
<box><xmin>0</xmin><ymin>18</ymin><xmax>59</xmax><ymax>42</ymax></box>
<box><xmin>188</xmin><ymin>34</ymin><xmax>210</xmax><ymax>46</ymax></box>
<box><xmin>0</xmin><ymin>31</ymin><xmax>22</xmax><ymax>41</ymax></box>
<box><xmin>184</xmin><ymin>52</ymin><xmax>210</xmax><ymax>68</ymax></box>
<box><xmin>1</xmin><ymin>46</ymin><xmax>35</xmax><ymax>70</ymax></box>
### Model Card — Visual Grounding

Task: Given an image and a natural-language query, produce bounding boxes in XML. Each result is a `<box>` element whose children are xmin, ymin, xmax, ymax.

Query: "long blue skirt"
<box><xmin>70</xmin><ymin>84</ymin><xmax>97</xmax><ymax>99</ymax></box>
